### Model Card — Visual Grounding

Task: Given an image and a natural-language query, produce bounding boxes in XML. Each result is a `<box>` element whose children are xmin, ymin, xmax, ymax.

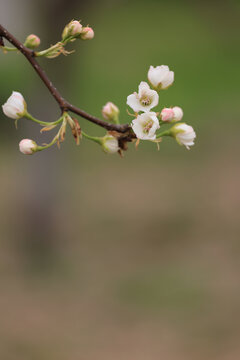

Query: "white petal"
<box><xmin>127</xmin><ymin>93</ymin><xmax>141</xmax><ymax>112</ymax></box>
<box><xmin>161</xmin><ymin>71</ymin><xmax>174</xmax><ymax>89</ymax></box>
<box><xmin>138</xmin><ymin>81</ymin><xmax>150</xmax><ymax>96</ymax></box>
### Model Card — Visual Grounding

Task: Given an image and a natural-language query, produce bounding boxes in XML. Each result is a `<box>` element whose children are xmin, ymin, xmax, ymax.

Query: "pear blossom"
<box><xmin>171</xmin><ymin>123</ymin><xmax>196</xmax><ymax>150</ymax></box>
<box><xmin>148</xmin><ymin>65</ymin><xmax>174</xmax><ymax>90</ymax></box>
<box><xmin>131</xmin><ymin>112</ymin><xmax>160</xmax><ymax>140</ymax></box>
<box><xmin>102</xmin><ymin>135</ymin><xmax>119</xmax><ymax>154</ymax></box>
<box><xmin>81</xmin><ymin>27</ymin><xmax>94</xmax><ymax>40</ymax></box>
<box><xmin>24</xmin><ymin>34</ymin><xmax>41</xmax><ymax>49</ymax></box>
<box><xmin>2</xmin><ymin>91</ymin><xmax>26</xmax><ymax>119</ymax></box>
<box><xmin>19</xmin><ymin>139</ymin><xmax>37</xmax><ymax>155</ymax></box>
<box><xmin>127</xmin><ymin>82</ymin><xmax>159</xmax><ymax>113</ymax></box>
<box><xmin>161</xmin><ymin>106</ymin><xmax>183</xmax><ymax>122</ymax></box>
<box><xmin>102</xmin><ymin>102</ymin><xmax>119</xmax><ymax>122</ymax></box>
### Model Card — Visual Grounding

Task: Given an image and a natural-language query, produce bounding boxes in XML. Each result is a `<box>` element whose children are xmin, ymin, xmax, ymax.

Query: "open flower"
<box><xmin>148</xmin><ymin>65</ymin><xmax>174</xmax><ymax>90</ymax></box>
<box><xmin>102</xmin><ymin>135</ymin><xmax>120</xmax><ymax>154</ymax></box>
<box><xmin>19</xmin><ymin>139</ymin><xmax>37</xmax><ymax>155</ymax></box>
<box><xmin>132</xmin><ymin>112</ymin><xmax>160</xmax><ymax>140</ymax></box>
<box><xmin>171</xmin><ymin>123</ymin><xmax>196</xmax><ymax>150</ymax></box>
<box><xmin>2</xmin><ymin>91</ymin><xmax>26</xmax><ymax>119</ymax></box>
<box><xmin>161</xmin><ymin>106</ymin><xmax>183</xmax><ymax>122</ymax></box>
<box><xmin>127</xmin><ymin>82</ymin><xmax>159</xmax><ymax>113</ymax></box>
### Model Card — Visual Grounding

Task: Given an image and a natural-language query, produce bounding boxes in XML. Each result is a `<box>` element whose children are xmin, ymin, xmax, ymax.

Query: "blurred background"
<box><xmin>0</xmin><ymin>0</ymin><xmax>240</xmax><ymax>359</ymax></box>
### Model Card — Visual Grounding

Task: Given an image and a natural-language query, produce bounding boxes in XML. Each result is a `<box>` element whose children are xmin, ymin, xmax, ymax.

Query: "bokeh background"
<box><xmin>0</xmin><ymin>1</ymin><xmax>240</xmax><ymax>359</ymax></box>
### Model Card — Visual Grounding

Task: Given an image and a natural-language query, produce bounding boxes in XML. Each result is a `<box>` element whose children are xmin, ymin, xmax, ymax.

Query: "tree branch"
<box><xmin>0</xmin><ymin>24</ymin><xmax>130</xmax><ymax>133</ymax></box>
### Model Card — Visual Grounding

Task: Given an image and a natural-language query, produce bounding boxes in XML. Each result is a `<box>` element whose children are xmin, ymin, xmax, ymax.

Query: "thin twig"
<box><xmin>0</xmin><ymin>24</ymin><xmax>131</xmax><ymax>134</ymax></box>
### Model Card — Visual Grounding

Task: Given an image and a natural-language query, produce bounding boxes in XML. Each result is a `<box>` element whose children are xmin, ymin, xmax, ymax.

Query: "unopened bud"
<box><xmin>24</xmin><ymin>34</ymin><xmax>41</xmax><ymax>49</ymax></box>
<box><xmin>19</xmin><ymin>139</ymin><xmax>37</xmax><ymax>155</ymax></box>
<box><xmin>80</xmin><ymin>27</ymin><xmax>94</xmax><ymax>40</ymax></box>
<box><xmin>2</xmin><ymin>91</ymin><xmax>27</xmax><ymax>119</ymax></box>
<box><xmin>62</xmin><ymin>20</ymin><xmax>83</xmax><ymax>41</ymax></box>
<box><xmin>148</xmin><ymin>65</ymin><xmax>174</xmax><ymax>90</ymax></box>
<box><xmin>102</xmin><ymin>102</ymin><xmax>119</xmax><ymax>123</ymax></box>
<box><xmin>170</xmin><ymin>123</ymin><xmax>196</xmax><ymax>150</ymax></box>
<box><xmin>161</xmin><ymin>106</ymin><xmax>183</xmax><ymax>122</ymax></box>
<box><xmin>102</xmin><ymin>135</ymin><xmax>119</xmax><ymax>154</ymax></box>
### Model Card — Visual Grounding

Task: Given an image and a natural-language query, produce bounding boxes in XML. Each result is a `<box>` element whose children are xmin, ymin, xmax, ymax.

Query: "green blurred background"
<box><xmin>1</xmin><ymin>0</ymin><xmax>240</xmax><ymax>359</ymax></box>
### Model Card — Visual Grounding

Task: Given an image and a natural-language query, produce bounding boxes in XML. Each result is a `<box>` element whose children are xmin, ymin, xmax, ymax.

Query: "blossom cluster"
<box><xmin>126</xmin><ymin>65</ymin><xmax>196</xmax><ymax>149</ymax></box>
<box><xmin>1</xmin><ymin>19</ymin><xmax>196</xmax><ymax>156</ymax></box>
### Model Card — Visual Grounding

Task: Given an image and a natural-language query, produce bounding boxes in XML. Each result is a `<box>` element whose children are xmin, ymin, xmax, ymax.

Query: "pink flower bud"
<box><xmin>102</xmin><ymin>102</ymin><xmax>119</xmax><ymax>123</ymax></box>
<box><xmin>160</xmin><ymin>106</ymin><xmax>183</xmax><ymax>122</ymax></box>
<box><xmin>161</xmin><ymin>108</ymin><xmax>174</xmax><ymax>122</ymax></box>
<box><xmin>24</xmin><ymin>34</ymin><xmax>41</xmax><ymax>49</ymax></box>
<box><xmin>19</xmin><ymin>139</ymin><xmax>37</xmax><ymax>155</ymax></box>
<box><xmin>62</xmin><ymin>20</ymin><xmax>83</xmax><ymax>40</ymax></box>
<box><xmin>70</xmin><ymin>20</ymin><xmax>83</xmax><ymax>35</ymax></box>
<box><xmin>80</xmin><ymin>27</ymin><xmax>94</xmax><ymax>40</ymax></box>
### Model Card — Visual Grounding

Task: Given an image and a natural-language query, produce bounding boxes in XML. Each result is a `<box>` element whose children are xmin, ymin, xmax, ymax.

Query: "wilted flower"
<box><xmin>171</xmin><ymin>123</ymin><xmax>196</xmax><ymax>150</ymax></box>
<box><xmin>2</xmin><ymin>91</ymin><xmax>26</xmax><ymax>119</ymax></box>
<box><xmin>148</xmin><ymin>65</ymin><xmax>174</xmax><ymax>90</ymax></box>
<box><xmin>131</xmin><ymin>112</ymin><xmax>160</xmax><ymax>140</ymax></box>
<box><xmin>102</xmin><ymin>102</ymin><xmax>119</xmax><ymax>122</ymax></box>
<box><xmin>24</xmin><ymin>34</ymin><xmax>41</xmax><ymax>49</ymax></box>
<box><xmin>102</xmin><ymin>135</ymin><xmax>119</xmax><ymax>154</ymax></box>
<box><xmin>81</xmin><ymin>27</ymin><xmax>94</xmax><ymax>40</ymax></box>
<box><xmin>161</xmin><ymin>106</ymin><xmax>183</xmax><ymax>122</ymax></box>
<box><xmin>127</xmin><ymin>81</ymin><xmax>159</xmax><ymax>113</ymax></box>
<box><xmin>19</xmin><ymin>139</ymin><xmax>37</xmax><ymax>155</ymax></box>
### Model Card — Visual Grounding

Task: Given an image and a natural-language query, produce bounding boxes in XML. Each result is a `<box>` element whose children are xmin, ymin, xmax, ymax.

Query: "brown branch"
<box><xmin>0</xmin><ymin>24</ymin><xmax>131</xmax><ymax>134</ymax></box>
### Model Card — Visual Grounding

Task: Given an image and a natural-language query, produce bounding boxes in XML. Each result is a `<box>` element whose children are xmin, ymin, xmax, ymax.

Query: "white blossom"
<box><xmin>2</xmin><ymin>91</ymin><xmax>26</xmax><ymax>119</ymax></box>
<box><xmin>102</xmin><ymin>135</ymin><xmax>119</xmax><ymax>154</ymax></box>
<box><xmin>148</xmin><ymin>65</ymin><xmax>174</xmax><ymax>90</ymax></box>
<box><xmin>19</xmin><ymin>139</ymin><xmax>37</xmax><ymax>155</ymax></box>
<box><xmin>127</xmin><ymin>81</ymin><xmax>159</xmax><ymax>113</ymax></box>
<box><xmin>161</xmin><ymin>106</ymin><xmax>183</xmax><ymax>122</ymax></box>
<box><xmin>131</xmin><ymin>112</ymin><xmax>160</xmax><ymax>140</ymax></box>
<box><xmin>171</xmin><ymin>123</ymin><xmax>196</xmax><ymax>150</ymax></box>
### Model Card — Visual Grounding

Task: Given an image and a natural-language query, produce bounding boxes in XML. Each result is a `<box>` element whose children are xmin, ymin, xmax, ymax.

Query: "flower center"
<box><xmin>143</xmin><ymin>120</ymin><xmax>153</xmax><ymax>134</ymax></box>
<box><xmin>140</xmin><ymin>95</ymin><xmax>152</xmax><ymax>106</ymax></box>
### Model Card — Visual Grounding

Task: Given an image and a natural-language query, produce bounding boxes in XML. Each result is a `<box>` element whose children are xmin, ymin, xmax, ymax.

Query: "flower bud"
<box><xmin>80</xmin><ymin>27</ymin><xmax>94</xmax><ymax>40</ymax></box>
<box><xmin>2</xmin><ymin>91</ymin><xmax>26</xmax><ymax>119</ymax></box>
<box><xmin>161</xmin><ymin>106</ymin><xmax>183</xmax><ymax>122</ymax></box>
<box><xmin>19</xmin><ymin>139</ymin><xmax>37</xmax><ymax>155</ymax></box>
<box><xmin>24</xmin><ymin>34</ymin><xmax>41</xmax><ymax>49</ymax></box>
<box><xmin>170</xmin><ymin>123</ymin><xmax>196</xmax><ymax>150</ymax></box>
<box><xmin>102</xmin><ymin>135</ymin><xmax>119</xmax><ymax>154</ymax></box>
<box><xmin>102</xmin><ymin>102</ymin><xmax>119</xmax><ymax>123</ymax></box>
<box><xmin>62</xmin><ymin>20</ymin><xmax>82</xmax><ymax>41</ymax></box>
<box><xmin>148</xmin><ymin>65</ymin><xmax>174</xmax><ymax>90</ymax></box>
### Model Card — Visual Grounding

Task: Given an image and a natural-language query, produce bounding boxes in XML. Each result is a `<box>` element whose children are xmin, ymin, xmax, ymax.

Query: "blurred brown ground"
<box><xmin>0</xmin><ymin>0</ymin><xmax>240</xmax><ymax>359</ymax></box>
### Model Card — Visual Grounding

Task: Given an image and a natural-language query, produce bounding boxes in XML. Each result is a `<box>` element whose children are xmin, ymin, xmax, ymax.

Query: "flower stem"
<box><xmin>35</xmin><ymin>42</ymin><xmax>62</xmax><ymax>57</ymax></box>
<box><xmin>156</xmin><ymin>129</ymin><xmax>172</xmax><ymax>139</ymax></box>
<box><xmin>25</xmin><ymin>112</ymin><xmax>63</xmax><ymax>126</ymax></box>
<box><xmin>1</xmin><ymin>46</ymin><xmax>18</xmax><ymax>52</ymax></box>
<box><xmin>81</xmin><ymin>131</ymin><xmax>102</xmax><ymax>145</ymax></box>
<box><xmin>37</xmin><ymin>138</ymin><xmax>58</xmax><ymax>152</ymax></box>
